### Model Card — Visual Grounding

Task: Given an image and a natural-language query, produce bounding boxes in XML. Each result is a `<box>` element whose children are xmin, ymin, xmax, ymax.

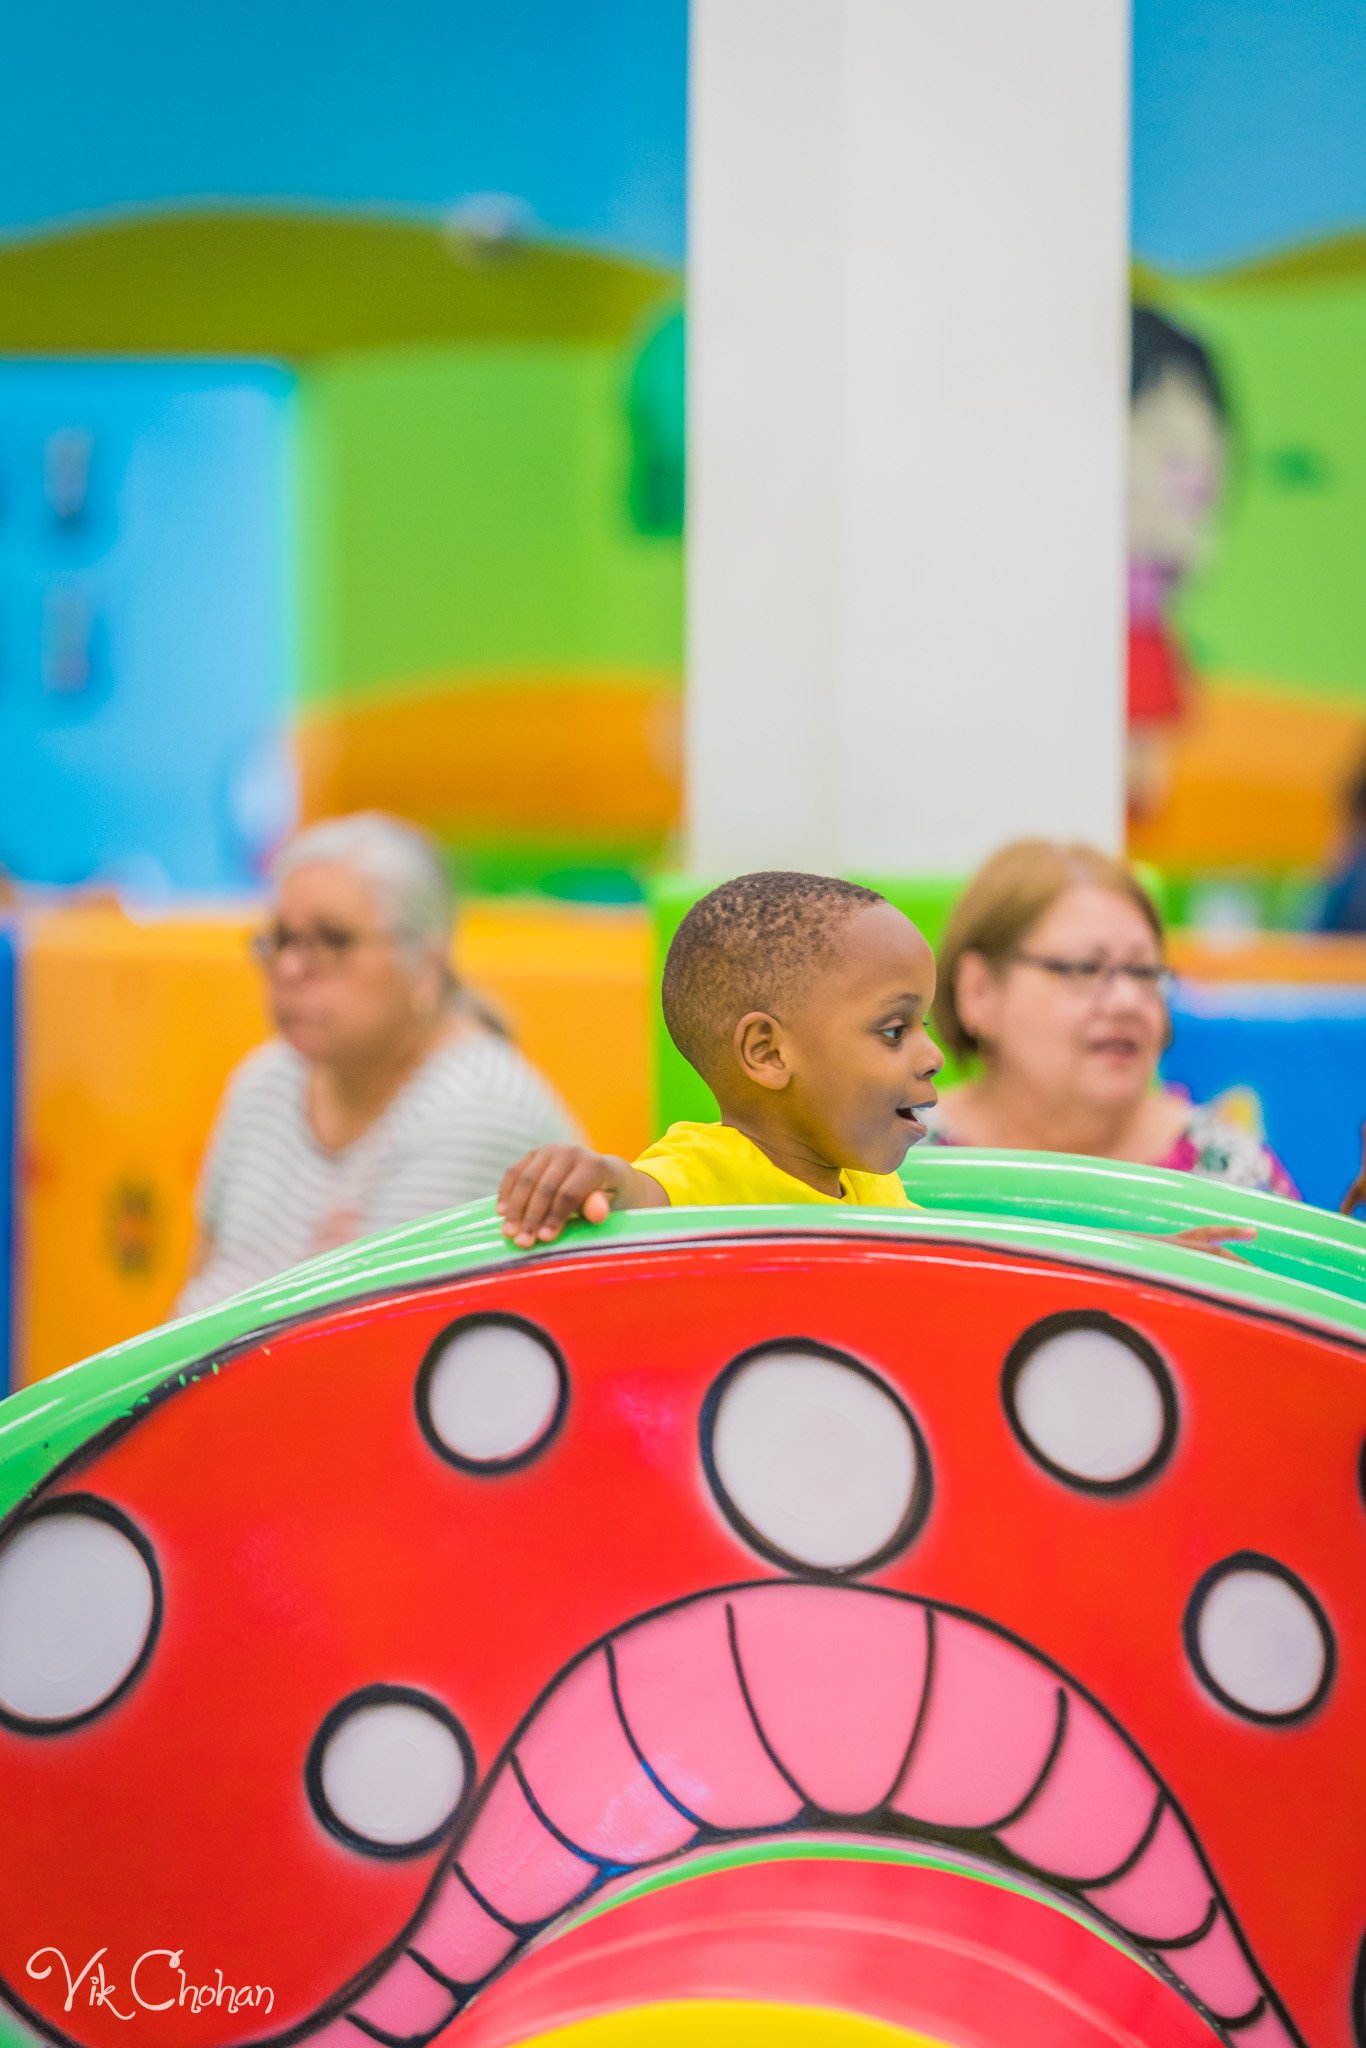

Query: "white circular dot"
<box><xmin>422</xmin><ymin>1319</ymin><xmax>563</xmax><ymax>1467</ymax></box>
<box><xmin>1008</xmin><ymin>1321</ymin><xmax>1171</xmax><ymax>1486</ymax></box>
<box><xmin>0</xmin><ymin>1509</ymin><xmax>156</xmax><ymax>1725</ymax></box>
<box><xmin>1192</xmin><ymin>1563</ymin><xmax>1330</xmax><ymax>1720</ymax></box>
<box><xmin>317</xmin><ymin>1696</ymin><xmax>468</xmax><ymax>1849</ymax></box>
<box><xmin>707</xmin><ymin>1348</ymin><xmax>924</xmax><ymax>1572</ymax></box>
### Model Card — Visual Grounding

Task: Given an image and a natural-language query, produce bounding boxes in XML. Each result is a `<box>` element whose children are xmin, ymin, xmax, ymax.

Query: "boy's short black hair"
<box><xmin>662</xmin><ymin>870</ymin><xmax>885</xmax><ymax>1081</ymax></box>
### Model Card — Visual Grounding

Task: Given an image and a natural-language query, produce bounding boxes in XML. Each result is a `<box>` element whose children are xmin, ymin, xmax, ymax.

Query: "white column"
<box><xmin>686</xmin><ymin>0</ymin><xmax>1130</xmax><ymax>876</ymax></box>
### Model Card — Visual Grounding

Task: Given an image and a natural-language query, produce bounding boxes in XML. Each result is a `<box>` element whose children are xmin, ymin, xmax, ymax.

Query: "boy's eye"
<box><xmin>879</xmin><ymin>1024</ymin><xmax>906</xmax><ymax>1045</ymax></box>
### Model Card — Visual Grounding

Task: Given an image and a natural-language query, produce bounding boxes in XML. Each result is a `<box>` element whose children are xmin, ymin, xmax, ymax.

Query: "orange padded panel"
<box><xmin>17</xmin><ymin>901</ymin><xmax>650</xmax><ymax>1385</ymax></box>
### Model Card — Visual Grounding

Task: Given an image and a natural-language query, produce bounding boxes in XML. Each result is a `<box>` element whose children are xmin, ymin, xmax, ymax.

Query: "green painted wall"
<box><xmin>298</xmin><ymin>341</ymin><xmax>684</xmax><ymax>707</ymax></box>
<box><xmin>1144</xmin><ymin>245</ymin><xmax>1366</xmax><ymax>703</ymax></box>
<box><xmin>0</xmin><ymin>212</ymin><xmax>676</xmax><ymax>358</ymax></box>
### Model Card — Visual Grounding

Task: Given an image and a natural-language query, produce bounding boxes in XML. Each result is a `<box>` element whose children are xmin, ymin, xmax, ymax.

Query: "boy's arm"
<box><xmin>498</xmin><ymin>1144</ymin><xmax>669</xmax><ymax>1247</ymax></box>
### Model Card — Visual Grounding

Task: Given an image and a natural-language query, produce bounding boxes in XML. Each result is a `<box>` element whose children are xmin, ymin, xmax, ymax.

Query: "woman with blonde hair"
<box><xmin>926</xmin><ymin>839</ymin><xmax>1296</xmax><ymax>1193</ymax></box>
<box><xmin>179</xmin><ymin>813</ymin><xmax>578</xmax><ymax>1312</ymax></box>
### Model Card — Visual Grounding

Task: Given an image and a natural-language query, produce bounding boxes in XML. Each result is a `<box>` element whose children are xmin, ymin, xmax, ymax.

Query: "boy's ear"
<box><xmin>733</xmin><ymin>1011</ymin><xmax>791</xmax><ymax>1091</ymax></box>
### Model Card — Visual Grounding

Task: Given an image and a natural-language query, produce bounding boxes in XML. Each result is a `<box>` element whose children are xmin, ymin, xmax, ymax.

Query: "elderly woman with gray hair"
<box><xmin>178</xmin><ymin>813</ymin><xmax>578</xmax><ymax>1313</ymax></box>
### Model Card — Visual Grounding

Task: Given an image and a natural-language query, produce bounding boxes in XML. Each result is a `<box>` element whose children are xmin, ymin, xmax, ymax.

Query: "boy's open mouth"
<box><xmin>895</xmin><ymin>1106</ymin><xmax>927</xmax><ymax>1138</ymax></box>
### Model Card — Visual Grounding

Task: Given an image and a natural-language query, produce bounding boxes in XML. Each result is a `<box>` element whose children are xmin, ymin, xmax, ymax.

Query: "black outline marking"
<box><xmin>723</xmin><ymin>1593</ymin><xmax>934</xmax><ymax>1821</ymax></box>
<box><xmin>344</xmin><ymin>2006</ymin><xmax>455</xmax><ymax>2048</ymax></box>
<box><xmin>507</xmin><ymin>1753</ymin><xmax>603</xmax><ymax>1869</ymax></box>
<box><xmin>1077</xmin><ymin>1789</ymin><xmax>1167</xmax><ymax>1892</ymax></box>
<box><xmin>700</xmin><ymin>1338</ymin><xmax>933</xmax><ymax>1578</ymax></box>
<box><xmin>342</xmin><ymin>2020</ymin><xmax>399</xmax><ymax>2048</ymax></box>
<box><xmin>1144</xmin><ymin>1895</ymin><xmax>1220</xmax><ymax>1953</ymax></box>
<box><xmin>1358</xmin><ymin>1434</ymin><xmax>1366</xmax><ymax>1517</ymax></box>
<box><xmin>986</xmin><ymin>1688</ymin><xmax>1070</xmax><ymax>1832</ymax></box>
<box><xmin>460</xmin><ymin>1847</ymin><xmax>605</xmax><ymax>1940</ymax></box>
<box><xmin>343</xmin><ymin>1947</ymin><xmax>466</xmax><ymax>2048</ymax></box>
<box><xmin>305</xmin><ymin>1684</ymin><xmax>475</xmax><ymax>1861</ymax></box>
<box><xmin>604</xmin><ymin>1637</ymin><xmax>706</xmax><ymax>1829</ymax></box>
<box><xmin>725</xmin><ymin>1598</ymin><xmax>810</xmax><ymax>1808</ymax></box>
<box><xmin>1215</xmin><ymin>1994</ymin><xmax>1268</xmax><ymax>2031</ymax></box>
<box><xmin>1183</xmin><ymin>1550</ymin><xmax>1336</xmax><ymax>1727</ymax></box>
<box><xmin>449</xmin><ymin>1863</ymin><xmax>528</xmax><ymax>1937</ymax></box>
<box><xmin>403</xmin><ymin>1946</ymin><xmax>466</xmax><ymax>1997</ymax></box>
<box><xmin>0</xmin><ymin>1494</ymin><xmax>162</xmax><ymax>1737</ymax></box>
<box><xmin>887</xmin><ymin>1603</ymin><xmax>937</xmax><ymax>1802</ymax></box>
<box><xmin>1001</xmin><ymin>1308</ymin><xmax>1179</xmax><ymax>1497</ymax></box>
<box><xmin>1352</xmin><ymin>1928</ymin><xmax>1366</xmax><ymax>2048</ymax></box>
<box><xmin>414</xmin><ymin>1311</ymin><xmax>569</xmax><ymax>1476</ymax></box>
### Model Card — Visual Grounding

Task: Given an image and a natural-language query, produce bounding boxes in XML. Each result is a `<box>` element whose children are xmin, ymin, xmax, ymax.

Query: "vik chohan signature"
<box><xmin>27</xmin><ymin>1948</ymin><xmax>274</xmax><ymax>2020</ymax></box>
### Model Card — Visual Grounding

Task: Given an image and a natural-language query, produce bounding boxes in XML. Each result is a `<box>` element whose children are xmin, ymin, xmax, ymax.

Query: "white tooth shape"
<box><xmin>1005</xmin><ymin>1316</ymin><xmax>1174</xmax><ymax>1489</ymax></box>
<box><xmin>0</xmin><ymin>1506</ymin><xmax>156</xmax><ymax>1726</ymax></box>
<box><xmin>705</xmin><ymin>1345</ymin><xmax>926</xmax><ymax>1572</ymax></box>
<box><xmin>316</xmin><ymin>1694</ymin><xmax>468</xmax><ymax>1850</ymax></box>
<box><xmin>420</xmin><ymin>1316</ymin><xmax>564</xmax><ymax>1468</ymax></box>
<box><xmin>1187</xmin><ymin>1557</ymin><xmax>1332</xmax><ymax>1722</ymax></box>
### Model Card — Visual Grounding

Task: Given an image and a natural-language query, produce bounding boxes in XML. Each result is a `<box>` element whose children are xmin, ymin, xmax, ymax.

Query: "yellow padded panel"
<box><xmin>514</xmin><ymin>2003</ymin><xmax>952</xmax><ymax>2048</ymax></box>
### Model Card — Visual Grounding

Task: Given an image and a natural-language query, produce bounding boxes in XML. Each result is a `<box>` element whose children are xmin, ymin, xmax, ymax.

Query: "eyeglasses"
<box><xmin>249</xmin><ymin>923</ymin><xmax>394</xmax><ymax>973</ymax></box>
<box><xmin>1011</xmin><ymin>951</ymin><xmax>1173</xmax><ymax>999</ymax></box>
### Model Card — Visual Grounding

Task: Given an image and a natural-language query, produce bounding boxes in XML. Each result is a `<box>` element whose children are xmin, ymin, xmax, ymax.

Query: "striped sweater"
<box><xmin>177</xmin><ymin>1034</ymin><xmax>578</xmax><ymax>1314</ymax></box>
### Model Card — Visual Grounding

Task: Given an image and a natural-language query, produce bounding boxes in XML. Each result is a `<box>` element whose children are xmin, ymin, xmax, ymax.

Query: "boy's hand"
<box><xmin>498</xmin><ymin>1146</ymin><xmax>631</xmax><ymax>1247</ymax></box>
<box><xmin>1167</xmin><ymin>1223</ymin><xmax>1256</xmax><ymax>1261</ymax></box>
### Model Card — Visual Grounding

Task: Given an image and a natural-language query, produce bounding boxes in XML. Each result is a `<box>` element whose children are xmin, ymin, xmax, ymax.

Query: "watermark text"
<box><xmin>27</xmin><ymin>1948</ymin><xmax>274</xmax><ymax>2021</ymax></box>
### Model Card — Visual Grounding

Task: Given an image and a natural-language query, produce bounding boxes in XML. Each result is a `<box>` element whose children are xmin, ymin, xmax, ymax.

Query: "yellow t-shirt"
<box><xmin>632</xmin><ymin>1121</ymin><xmax>915</xmax><ymax>1209</ymax></box>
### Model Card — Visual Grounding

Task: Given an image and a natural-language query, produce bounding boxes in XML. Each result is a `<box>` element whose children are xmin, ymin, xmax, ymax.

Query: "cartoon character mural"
<box><xmin>1126</xmin><ymin>306</ymin><xmax>1229</xmax><ymax>821</ymax></box>
<box><xmin>0</xmin><ymin>1176</ymin><xmax>1362</xmax><ymax>2048</ymax></box>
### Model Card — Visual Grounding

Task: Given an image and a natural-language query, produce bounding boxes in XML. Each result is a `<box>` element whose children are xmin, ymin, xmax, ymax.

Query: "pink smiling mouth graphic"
<box><xmin>5</xmin><ymin>1226</ymin><xmax>1354</xmax><ymax>2048</ymax></box>
<box><xmin>332</xmin><ymin>1582</ymin><xmax>1301</xmax><ymax>2048</ymax></box>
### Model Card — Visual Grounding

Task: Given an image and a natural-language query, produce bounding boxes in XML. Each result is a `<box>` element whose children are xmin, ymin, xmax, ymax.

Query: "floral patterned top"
<box><xmin>920</xmin><ymin>1094</ymin><xmax>1299</xmax><ymax>1200</ymax></box>
<box><xmin>1153</xmin><ymin>1099</ymin><xmax>1298</xmax><ymax>1196</ymax></box>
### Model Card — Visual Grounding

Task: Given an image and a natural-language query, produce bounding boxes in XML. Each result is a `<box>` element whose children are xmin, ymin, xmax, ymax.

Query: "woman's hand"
<box><xmin>1166</xmin><ymin>1223</ymin><xmax>1257</xmax><ymax>1261</ymax></box>
<box><xmin>497</xmin><ymin>1146</ymin><xmax>666</xmax><ymax>1248</ymax></box>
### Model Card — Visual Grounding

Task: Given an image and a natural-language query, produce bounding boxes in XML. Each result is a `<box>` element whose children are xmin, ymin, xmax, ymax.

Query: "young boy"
<box><xmin>499</xmin><ymin>871</ymin><xmax>941</xmax><ymax>1247</ymax></box>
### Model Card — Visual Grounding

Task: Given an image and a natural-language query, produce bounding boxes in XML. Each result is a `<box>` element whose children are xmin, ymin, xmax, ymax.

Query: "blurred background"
<box><xmin>0</xmin><ymin>0</ymin><xmax>1363</xmax><ymax>1388</ymax></box>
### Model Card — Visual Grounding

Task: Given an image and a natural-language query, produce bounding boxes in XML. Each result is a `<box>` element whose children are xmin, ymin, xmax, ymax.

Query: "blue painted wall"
<box><xmin>0</xmin><ymin>362</ymin><xmax>295</xmax><ymax>892</ymax></box>
<box><xmin>0</xmin><ymin>0</ymin><xmax>687</xmax><ymax>265</ymax></box>
<box><xmin>1165</xmin><ymin>984</ymin><xmax>1366</xmax><ymax>1211</ymax></box>
<box><xmin>0</xmin><ymin>929</ymin><xmax>13</xmax><ymax>1396</ymax></box>
<box><xmin>1133</xmin><ymin>0</ymin><xmax>1366</xmax><ymax>267</ymax></box>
